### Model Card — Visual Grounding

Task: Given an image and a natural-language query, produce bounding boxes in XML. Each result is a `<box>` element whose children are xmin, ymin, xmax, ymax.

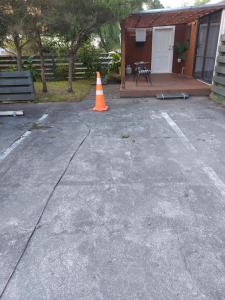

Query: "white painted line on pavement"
<box><xmin>161</xmin><ymin>112</ymin><xmax>196</xmax><ymax>152</ymax></box>
<box><xmin>162</xmin><ymin>112</ymin><xmax>225</xmax><ymax>198</ymax></box>
<box><xmin>0</xmin><ymin>113</ymin><xmax>49</xmax><ymax>162</ymax></box>
<box><xmin>214</xmin><ymin>121</ymin><xmax>225</xmax><ymax>132</ymax></box>
<box><xmin>201</xmin><ymin>164</ymin><xmax>225</xmax><ymax>197</ymax></box>
<box><xmin>0</xmin><ymin>131</ymin><xmax>32</xmax><ymax>161</ymax></box>
<box><xmin>37</xmin><ymin>113</ymin><xmax>48</xmax><ymax>123</ymax></box>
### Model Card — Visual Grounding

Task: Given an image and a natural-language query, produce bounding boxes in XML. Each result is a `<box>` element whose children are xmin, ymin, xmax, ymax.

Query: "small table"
<box><xmin>134</xmin><ymin>61</ymin><xmax>151</xmax><ymax>67</ymax></box>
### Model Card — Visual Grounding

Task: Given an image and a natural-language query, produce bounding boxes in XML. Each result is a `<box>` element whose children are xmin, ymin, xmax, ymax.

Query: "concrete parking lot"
<box><xmin>1</xmin><ymin>94</ymin><xmax>225</xmax><ymax>299</ymax></box>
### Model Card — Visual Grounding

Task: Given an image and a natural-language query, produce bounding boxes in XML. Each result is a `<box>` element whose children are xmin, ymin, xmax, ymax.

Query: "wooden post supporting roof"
<box><xmin>121</xmin><ymin>23</ymin><xmax>126</xmax><ymax>89</ymax></box>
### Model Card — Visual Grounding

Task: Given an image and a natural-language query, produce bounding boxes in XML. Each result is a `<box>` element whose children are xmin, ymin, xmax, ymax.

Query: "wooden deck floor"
<box><xmin>120</xmin><ymin>74</ymin><xmax>211</xmax><ymax>98</ymax></box>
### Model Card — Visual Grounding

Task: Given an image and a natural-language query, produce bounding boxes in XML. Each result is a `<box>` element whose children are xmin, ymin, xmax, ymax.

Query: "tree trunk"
<box><xmin>17</xmin><ymin>48</ymin><xmax>22</xmax><ymax>72</ymax></box>
<box><xmin>40</xmin><ymin>54</ymin><xmax>48</xmax><ymax>93</ymax></box>
<box><xmin>36</xmin><ymin>31</ymin><xmax>47</xmax><ymax>93</ymax></box>
<box><xmin>14</xmin><ymin>34</ymin><xmax>23</xmax><ymax>71</ymax></box>
<box><xmin>67</xmin><ymin>49</ymin><xmax>75</xmax><ymax>93</ymax></box>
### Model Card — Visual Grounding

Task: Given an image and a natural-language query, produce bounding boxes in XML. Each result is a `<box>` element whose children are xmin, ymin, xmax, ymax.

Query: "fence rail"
<box><xmin>0</xmin><ymin>71</ymin><xmax>35</xmax><ymax>101</ymax></box>
<box><xmin>0</xmin><ymin>54</ymin><xmax>111</xmax><ymax>81</ymax></box>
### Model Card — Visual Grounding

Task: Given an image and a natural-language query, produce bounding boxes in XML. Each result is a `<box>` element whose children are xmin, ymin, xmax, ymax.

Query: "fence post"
<box><xmin>51</xmin><ymin>54</ymin><xmax>56</xmax><ymax>80</ymax></box>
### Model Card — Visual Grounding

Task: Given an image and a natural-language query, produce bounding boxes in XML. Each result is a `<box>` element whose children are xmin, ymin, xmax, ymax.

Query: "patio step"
<box><xmin>120</xmin><ymin>88</ymin><xmax>210</xmax><ymax>98</ymax></box>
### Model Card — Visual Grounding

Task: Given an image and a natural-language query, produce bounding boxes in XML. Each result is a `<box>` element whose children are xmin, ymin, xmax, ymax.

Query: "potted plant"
<box><xmin>175</xmin><ymin>41</ymin><xmax>189</xmax><ymax>63</ymax></box>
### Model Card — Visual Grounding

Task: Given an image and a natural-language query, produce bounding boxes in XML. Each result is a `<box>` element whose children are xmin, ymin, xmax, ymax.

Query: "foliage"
<box><xmin>3</xmin><ymin>35</ymin><xmax>30</xmax><ymax>55</ymax></box>
<box><xmin>48</xmin><ymin>0</ymin><xmax>114</xmax><ymax>48</ymax></box>
<box><xmin>175</xmin><ymin>41</ymin><xmax>189</xmax><ymax>61</ymax></box>
<box><xmin>54</xmin><ymin>64</ymin><xmax>68</xmax><ymax>80</ymax></box>
<box><xmin>22</xmin><ymin>56</ymin><xmax>40</xmax><ymax>81</ymax></box>
<box><xmin>77</xmin><ymin>42</ymin><xmax>102</xmax><ymax>78</ymax></box>
<box><xmin>0</xmin><ymin>0</ymin><xmax>32</xmax><ymax>69</ymax></box>
<box><xmin>5</xmin><ymin>66</ymin><xmax>17</xmax><ymax>72</ymax></box>
<box><xmin>97</xmin><ymin>0</ymin><xmax>163</xmax><ymax>52</ymax></box>
<box><xmin>41</xmin><ymin>37</ymin><xmax>69</xmax><ymax>56</ymax></box>
<box><xmin>101</xmin><ymin>0</ymin><xmax>162</xmax><ymax>18</ymax></box>
<box><xmin>47</xmin><ymin>0</ymin><xmax>118</xmax><ymax>92</ymax></box>
<box><xmin>109</xmin><ymin>52</ymin><xmax>121</xmax><ymax>74</ymax></box>
<box><xmin>98</xmin><ymin>23</ymin><xmax>120</xmax><ymax>52</ymax></box>
<box><xmin>144</xmin><ymin>0</ymin><xmax>163</xmax><ymax>9</ymax></box>
<box><xmin>194</xmin><ymin>0</ymin><xmax>209</xmax><ymax>6</ymax></box>
<box><xmin>0</xmin><ymin>12</ymin><xmax>7</xmax><ymax>46</ymax></box>
<box><xmin>25</xmin><ymin>0</ymin><xmax>53</xmax><ymax>92</ymax></box>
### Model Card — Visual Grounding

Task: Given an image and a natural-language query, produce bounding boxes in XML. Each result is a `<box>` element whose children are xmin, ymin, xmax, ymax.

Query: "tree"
<box><xmin>49</xmin><ymin>0</ymin><xmax>115</xmax><ymax>92</ymax></box>
<box><xmin>144</xmin><ymin>0</ymin><xmax>163</xmax><ymax>9</ymax></box>
<box><xmin>98</xmin><ymin>0</ymin><xmax>163</xmax><ymax>52</ymax></box>
<box><xmin>98</xmin><ymin>24</ymin><xmax>121</xmax><ymax>52</ymax></box>
<box><xmin>26</xmin><ymin>0</ymin><xmax>53</xmax><ymax>92</ymax></box>
<box><xmin>0</xmin><ymin>0</ymin><xmax>31</xmax><ymax>71</ymax></box>
<box><xmin>1</xmin><ymin>0</ymin><xmax>52</xmax><ymax>92</ymax></box>
<box><xmin>49</xmin><ymin>0</ymin><xmax>155</xmax><ymax>93</ymax></box>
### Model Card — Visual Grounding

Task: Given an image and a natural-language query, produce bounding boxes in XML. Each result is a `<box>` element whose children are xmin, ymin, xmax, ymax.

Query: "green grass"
<box><xmin>34</xmin><ymin>80</ymin><xmax>92</xmax><ymax>103</ymax></box>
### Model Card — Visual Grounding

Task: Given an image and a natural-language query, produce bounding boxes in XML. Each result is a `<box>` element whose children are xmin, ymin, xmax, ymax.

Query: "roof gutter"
<box><xmin>134</xmin><ymin>3</ymin><xmax>225</xmax><ymax>15</ymax></box>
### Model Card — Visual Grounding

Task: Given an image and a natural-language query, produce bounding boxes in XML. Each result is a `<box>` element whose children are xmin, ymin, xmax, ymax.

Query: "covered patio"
<box><xmin>120</xmin><ymin>74</ymin><xmax>210</xmax><ymax>98</ymax></box>
<box><xmin>120</xmin><ymin>4</ymin><xmax>225</xmax><ymax>98</ymax></box>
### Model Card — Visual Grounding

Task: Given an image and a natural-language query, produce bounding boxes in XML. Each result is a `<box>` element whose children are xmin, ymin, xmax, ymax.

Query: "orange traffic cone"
<box><xmin>93</xmin><ymin>72</ymin><xmax>108</xmax><ymax>112</ymax></box>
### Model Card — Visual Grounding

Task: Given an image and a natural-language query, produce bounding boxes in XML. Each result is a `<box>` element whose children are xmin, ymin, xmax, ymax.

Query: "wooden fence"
<box><xmin>0</xmin><ymin>71</ymin><xmax>35</xmax><ymax>101</ymax></box>
<box><xmin>0</xmin><ymin>54</ymin><xmax>111</xmax><ymax>81</ymax></box>
<box><xmin>212</xmin><ymin>34</ymin><xmax>225</xmax><ymax>98</ymax></box>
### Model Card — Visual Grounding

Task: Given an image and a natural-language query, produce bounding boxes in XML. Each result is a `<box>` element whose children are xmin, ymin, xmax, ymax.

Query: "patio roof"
<box><xmin>123</xmin><ymin>3</ymin><xmax>225</xmax><ymax>28</ymax></box>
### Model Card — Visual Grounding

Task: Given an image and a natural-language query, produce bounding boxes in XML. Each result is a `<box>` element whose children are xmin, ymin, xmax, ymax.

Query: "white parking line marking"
<box><xmin>0</xmin><ymin>113</ymin><xmax>49</xmax><ymax>162</ymax></box>
<box><xmin>161</xmin><ymin>112</ymin><xmax>196</xmax><ymax>152</ymax></box>
<box><xmin>201</xmin><ymin>164</ymin><xmax>225</xmax><ymax>197</ymax></box>
<box><xmin>214</xmin><ymin>121</ymin><xmax>225</xmax><ymax>132</ymax></box>
<box><xmin>162</xmin><ymin>112</ymin><xmax>225</xmax><ymax>198</ymax></box>
<box><xmin>37</xmin><ymin>113</ymin><xmax>48</xmax><ymax>123</ymax></box>
<box><xmin>0</xmin><ymin>131</ymin><xmax>32</xmax><ymax>161</ymax></box>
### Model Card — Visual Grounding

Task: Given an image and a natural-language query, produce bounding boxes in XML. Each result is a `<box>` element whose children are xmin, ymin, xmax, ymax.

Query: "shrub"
<box><xmin>54</xmin><ymin>64</ymin><xmax>68</xmax><ymax>80</ymax></box>
<box><xmin>109</xmin><ymin>52</ymin><xmax>121</xmax><ymax>74</ymax></box>
<box><xmin>23</xmin><ymin>56</ymin><xmax>40</xmax><ymax>81</ymax></box>
<box><xmin>77</xmin><ymin>42</ymin><xmax>103</xmax><ymax>78</ymax></box>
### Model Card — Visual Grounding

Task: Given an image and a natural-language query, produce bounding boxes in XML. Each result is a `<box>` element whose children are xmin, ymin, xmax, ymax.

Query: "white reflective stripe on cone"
<box><xmin>96</xmin><ymin>78</ymin><xmax>102</xmax><ymax>85</ymax></box>
<box><xmin>96</xmin><ymin>90</ymin><xmax>104</xmax><ymax>95</ymax></box>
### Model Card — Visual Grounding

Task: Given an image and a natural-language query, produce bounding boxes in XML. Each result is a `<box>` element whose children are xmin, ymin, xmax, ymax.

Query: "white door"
<box><xmin>151</xmin><ymin>26</ymin><xmax>175</xmax><ymax>73</ymax></box>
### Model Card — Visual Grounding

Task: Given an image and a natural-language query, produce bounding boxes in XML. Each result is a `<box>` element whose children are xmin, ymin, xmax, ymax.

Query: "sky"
<box><xmin>160</xmin><ymin>0</ymin><xmax>221</xmax><ymax>8</ymax></box>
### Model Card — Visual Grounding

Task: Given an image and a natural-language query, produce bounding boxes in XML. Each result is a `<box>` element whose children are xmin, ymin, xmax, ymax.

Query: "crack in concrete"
<box><xmin>0</xmin><ymin>123</ymin><xmax>91</xmax><ymax>298</ymax></box>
